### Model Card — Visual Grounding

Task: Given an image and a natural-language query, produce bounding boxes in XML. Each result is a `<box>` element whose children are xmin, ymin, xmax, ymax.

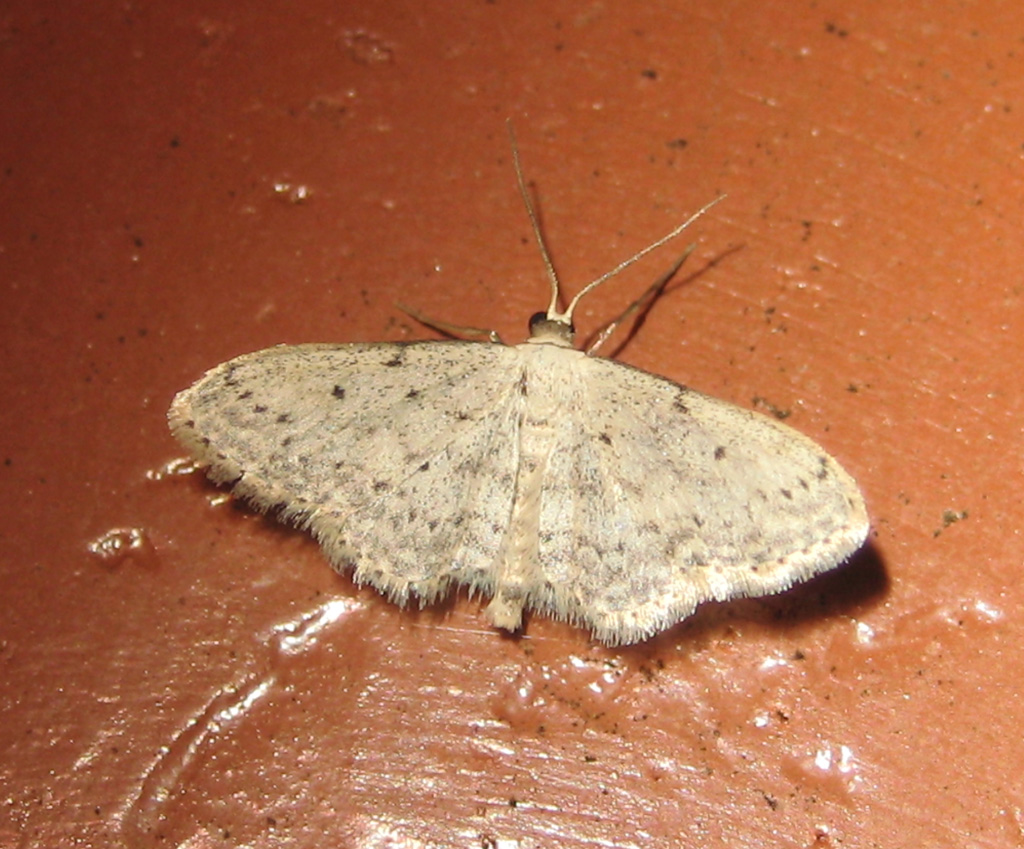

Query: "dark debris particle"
<box><xmin>942</xmin><ymin>509</ymin><xmax>968</xmax><ymax>527</ymax></box>
<box><xmin>935</xmin><ymin>509</ymin><xmax>969</xmax><ymax>537</ymax></box>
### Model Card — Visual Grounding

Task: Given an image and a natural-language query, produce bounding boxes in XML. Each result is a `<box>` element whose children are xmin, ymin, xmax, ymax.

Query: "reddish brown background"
<box><xmin>2</xmin><ymin>1</ymin><xmax>1022</xmax><ymax>847</ymax></box>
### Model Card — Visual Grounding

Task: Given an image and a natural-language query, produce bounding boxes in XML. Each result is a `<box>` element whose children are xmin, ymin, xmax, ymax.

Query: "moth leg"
<box><xmin>584</xmin><ymin>245</ymin><xmax>696</xmax><ymax>356</ymax></box>
<box><xmin>397</xmin><ymin>303</ymin><xmax>503</xmax><ymax>344</ymax></box>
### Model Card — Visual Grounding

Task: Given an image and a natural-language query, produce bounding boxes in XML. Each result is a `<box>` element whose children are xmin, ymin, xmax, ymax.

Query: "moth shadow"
<box><xmin>624</xmin><ymin>541</ymin><xmax>889</xmax><ymax>652</ymax></box>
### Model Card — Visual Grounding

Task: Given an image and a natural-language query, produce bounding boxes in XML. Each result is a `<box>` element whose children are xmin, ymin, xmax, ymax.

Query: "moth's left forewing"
<box><xmin>536</xmin><ymin>354</ymin><xmax>868</xmax><ymax>644</ymax></box>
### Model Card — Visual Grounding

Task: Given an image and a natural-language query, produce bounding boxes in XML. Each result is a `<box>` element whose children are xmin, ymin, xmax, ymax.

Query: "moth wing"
<box><xmin>170</xmin><ymin>341</ymin><xmax>525</xmax><ymax>603</ymax></box>
<box><xmin>534</xmin><ymin>356</ymin><xmax>868</xmax><ymax>644</ymax></box>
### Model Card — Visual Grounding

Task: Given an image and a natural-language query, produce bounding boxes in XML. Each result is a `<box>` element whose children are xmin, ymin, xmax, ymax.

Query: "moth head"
<box><xmin>528</xmin><ymin>310</ymin><xmax>575</xmax><ymax>347</ymax></box>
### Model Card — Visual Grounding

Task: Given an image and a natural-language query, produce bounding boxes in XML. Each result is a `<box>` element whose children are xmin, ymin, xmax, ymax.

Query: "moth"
<box><xmin>169</xmin><ymin>133</ymin><xmax>868</xmax><ymax>645</ymax></box>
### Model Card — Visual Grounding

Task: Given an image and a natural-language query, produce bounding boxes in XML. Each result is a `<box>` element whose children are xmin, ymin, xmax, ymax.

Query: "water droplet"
<box><xmin>86</xmin><ymin>527</ymin><xmax>153</xmax><ymax>566</ymax></box>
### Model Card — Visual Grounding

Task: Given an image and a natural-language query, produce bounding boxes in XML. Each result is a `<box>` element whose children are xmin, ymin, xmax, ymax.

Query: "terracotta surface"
<box><xmin>2</xmin><ymin>2</ymin><xmax>1022</xmax><ymax>847</ymax></box>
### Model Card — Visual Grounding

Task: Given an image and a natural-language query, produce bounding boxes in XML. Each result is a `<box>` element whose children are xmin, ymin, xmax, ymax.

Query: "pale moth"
<box><xmin>169</xmin><ymin>137</ymin><xmax>868</xmax><ymax>646</ymax></box>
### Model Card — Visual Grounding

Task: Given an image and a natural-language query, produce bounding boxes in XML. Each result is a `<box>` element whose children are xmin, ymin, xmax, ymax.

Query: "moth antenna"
<box><xmin>507</xmin><ymin>121</ymin><xmax>564</xmax><ymax>321</ymax></box>
<box><xmin>563</xmin><ymin>194</ymin><xmax>726</xmax><ymax>324</ymax></box>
